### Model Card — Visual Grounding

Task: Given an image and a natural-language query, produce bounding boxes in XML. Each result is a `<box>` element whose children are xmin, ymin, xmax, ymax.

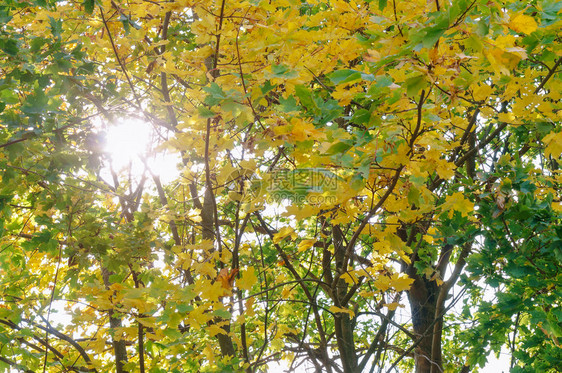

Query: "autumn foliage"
<box><xmin>0</xmin><ymin>0</ymin><xmax>561</xmax><ymax>372</ymax></box>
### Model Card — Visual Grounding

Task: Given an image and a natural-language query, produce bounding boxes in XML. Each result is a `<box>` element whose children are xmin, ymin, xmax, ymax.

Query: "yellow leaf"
<box><xmin>281</xmin><ymin>286</ymin><xmax>292</xmax><ymax>298</ymax></box>
<box><xmin>136</xmin><ymin>317</ymin><xmax>158</xmax><ymax>328</ymax></box>
<box><xmin>207</xmin><ymin>324</ymin><xmax>228</xmax><ymax>337</ymax></box>
<box><xmin>217</xmin><ymin>268</ymin><xmax>239</xmax><ymax>290</ymax></box>
<box><xmin>202</xmin><ymin>344</ymin><xmax>215</xmax><ymax>363</ymax></box>
<box><xmin>543</xmin><ymin>132</ymin><xmax>562</xmax><ymax>158</ymax></box>
<box><xmin>270</xmin><ymin>338</ymin><xmax>285</xmax><ymax>352</ymax></box>
<box><xmin>498</xmin><ymin>112</ymin><xmax>516</xmax><ymax>123</ymax></box>
<box><xmin>298</xmin><ymin>239</ymin><xmax>316</xmax><ymax>252</ymax></box>
<box><xmin>245</xmin><ymin>298</ymin><xmax>256</xmax><ymax>317</ymax></box>
<box><xmin>509</xmin><ymin>14</ymin><xmax>538</xmax><ymax>35</ymax></box>
<box><xmin>341</xmin><ymin>272</ymin><xmax>358</xmax><ymax>285</ymax></box>
<box><xmin>227</xmin><ymin>191</ymin><xmax>243</xmax><ymax>201</ymax></box>
<box><xmin>373</xmin><ymin>276</ymin><xmax>390</xmax><ymax>292</ymax></box>
<box><xmin>273</xmin><ymin>226</ymin><xmax>296</xmax><ymax>243</ymax></box>
<box><xmin>435</xmin><ymin>159</ymin><xmax>456</xmax><ymax>180</ymax></box>
<box><xmin>373</xmin><ymin>240</ymin><xmax>393</xmax><ymax>255</ymax></box>
<box><xmin>282</xmin><ymin>204</ymin><xmax>319</xmax><ymax>219</ymax></box>
<box><xmin>390</xmin><ymin>274</ymin><xmax>414</xmax><ymax>292</ymax></box>
<box><xmin>188</xmin><ymin>308</ymin><xmax>210</xmax><ymax>329</ymax></box>
<box><xmin>383</xmin><ymin>302</ymin><xmax>404</xmax><ymax>311</ymax></box>
<box><xmin>90</xmin><ymin>337</ymin><xmax>106</xmax><ymax>354</ymax></box>
<box><xmin>238</xmin><ymin>267</ymin><xmax>258</xmax><ymax>290</ymax></box>
<box><xmin>473</xmin><ymin>84</ymin><xmax>493</xmax><ymax>101</ymax></box>
<box><xmin>198</xmin><ymin>280</ymin><xmax>225</xmax><ymax>302</ymax></box>
<box><xmin>109</xmin><ymin>283</ymin><xmax>125</xmax><ymax>291</ymax></box>
<box><xmin>442</xmin><ymin>192</ymin><xmax>475</xmax><ymax>218</ymax></box>
<box><xmin>329</xmin><ymin>305</ymin><xmax>355</xmax><ymax>317</ymax></box>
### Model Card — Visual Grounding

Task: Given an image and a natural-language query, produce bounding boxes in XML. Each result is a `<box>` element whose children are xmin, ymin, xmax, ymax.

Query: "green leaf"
<box><xmin>260</xmin><ymin>80</ymin><xmax>276</xmax><ymax>94</ymax></box>
<box><xmin>423</xmin><ymin>26</ymin><xmax>447</xmax><ymax>48</ymax></box>
<box><xmin>177</xmin><ymin>304</ymin><xmax>194</xmax><ymax>313</ymax></box>
<box><xmin>475</xmin><ymin>18</ymin><xmax>489</xmax><ymax>37</ymax></box>
<box><xmin>351</xmin><ymin>109</ymin><xmax>371</xmax><ymax>125</ymax></box>
<box><xmin>84</xmin><ymin>0</ymin><xmax>95</xmax><ymax>14</ymax></box>
<box><xmin>277</xmin><ymin>95</ymin><xmax>299</xmax><ymax>113</ymax></box>
<box><xmin>325</xmin><ymin>141</ymin><xmax>352</xmax><ymax>155</ymax></box>
<box><xmin>378</xmin><ymin>0</ymin><xmax>388</xmax><ymax>11</ymax></box>
<box><xmin>328</xmin><ymin>69</ymin><xmax>362</xmax><ymax>85</ymax></box>
<box><xmin>120</xmin><ymin>14</ymin><xmax>131</xmax><ymax>34</ymax></box>
<box><xmin>0</xmin><ymin>38</ymin><xmax>18</xmax><ymax>56</ymax></box>
<box><xmin>30</xmin><ymin>36</ymin><xmax>47</xmax><ymax>53</ymax></box>
<box><xmin>271</xmin><ymin>64</ymin><xmax>298</xmax><ymax>78</ymax></box>
<box><xmin>295</xmin><ymin>85</ymin><xmax>316</xmax><ymax>110</ymax></box>
<box><xmin>405</xmin><ymin>75</ymin><xmax>428</xmax><ymax>97</ymax></box>
<box><xmin>375</xmin><ymin>75</ymin><xmax>393</xmax><ymax>88</ymax></box>
<box><xmin>22</xmin><ymin>90</ymin><xmax>49</xmax><ymax>115</ymax></box>
<box><xmin>203</xmin><ymin>82</ymin><xmax>226</xmax><ymax>106</ymax></box>
<box><xmin>408</xmin><ymin>186</ymin><xmax>420</xmax><ymax>205</ymax></box>
<box><xmin>49</xmin><ymin>17</ymin><xmax>63</xmax><ymax>37</ymax></box>
<box><xmin>212</xmin><ymin>309</ymin><xmax>231</xmax><ymax>318</ymax></box>
<box><xmin>197</xmin><ymin>106</ymin><xmax>216</xmax><ymax>118</ymax></box>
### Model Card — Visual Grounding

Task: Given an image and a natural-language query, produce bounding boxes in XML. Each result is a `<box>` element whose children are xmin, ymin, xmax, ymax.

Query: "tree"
<box><xmin>0</xmin><ymin>0</ymin><xmax>560</xmax><ymax>372</ymax></box>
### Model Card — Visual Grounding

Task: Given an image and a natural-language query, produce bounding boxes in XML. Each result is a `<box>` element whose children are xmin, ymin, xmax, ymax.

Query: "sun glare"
<box><xmin>102</xmin><ymin>117</ymin><xmax>180</xmax><ymax>184</ymax></box>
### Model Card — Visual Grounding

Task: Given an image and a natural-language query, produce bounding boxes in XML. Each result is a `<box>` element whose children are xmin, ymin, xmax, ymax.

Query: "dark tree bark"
<box><xmin>407</xmin><ymin>272</ymin><xmax>441</xmax><ymax>373</ymax></box>
<box><xmin>332</xmin><ymin>225</ymin><xmax>358</xmax><ymax>373</ymax></box>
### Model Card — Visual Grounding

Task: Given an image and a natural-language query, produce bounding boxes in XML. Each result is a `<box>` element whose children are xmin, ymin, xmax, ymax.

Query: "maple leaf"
<box><xmin>217</xmin><ymin>268</ymin><xmax>239</xmax><ymax>290</ymax></box>
<box><xmin>237</xmin><ymin>267</ymin><xmax>257</xmax><ymax>290</ymax></box>
<box><xmin>543</xmin><ymin>132</ymin><xmax>562</xmax><ymax>158</ymax></box>
<box><xmin>272</xmin><ymin>226</ymin><xmax>297</xmax><ymax>243</ymax></box>
<box><xmin>297</xmin><ymin>239</ymin><xmax>316</xmax><ymax>252</ymax></box>
<box><xmin>442</xmin><ymin>192</ymin><xmax>475</xmax><ymax>218</ymax></box>
<box><xmin>329</xmin><ymin>305</ymin><xmax>355</xmax><ymax>317</ymax></box>
<box><xmin>389</xmin><ymin>274</ymin><xmax>414</xmax><ymax>292</ymax></box>
<box><xmin>508</xmin><ymin>14</ymin><xmax>538</xmax><ymax>35</ymax></box>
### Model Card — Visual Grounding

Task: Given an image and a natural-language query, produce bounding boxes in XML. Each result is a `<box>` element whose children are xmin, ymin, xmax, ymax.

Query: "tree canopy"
<box><xmin>0</xmin><ymin>0</ymin><xmax>561</xmax><ymax>372</ymax></box>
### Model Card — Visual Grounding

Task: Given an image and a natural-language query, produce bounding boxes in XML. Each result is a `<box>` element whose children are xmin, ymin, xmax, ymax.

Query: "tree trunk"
<box><xmin>201</xmin><ymin>187</ymin><xmax>236</xmax><ymax>357</ymax></box>
<box><xmin>102</xmin><ymin>267</ymin><xmax>129</xmax><ymax>373</ymax></box>
<box><xmin>332</xmin><ymin>225</ymin><xmax>357</xmax><ymax>372</ymax></box>
<box><xmin>407</xmin><ymin>272</ymin><xmax>442</xmax><ymax>373</ymax></box>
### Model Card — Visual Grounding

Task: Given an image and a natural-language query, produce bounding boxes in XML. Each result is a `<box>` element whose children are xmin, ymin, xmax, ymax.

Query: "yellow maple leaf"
<box><xmin>282</xmin><ymin>204</ymin><xmax>319</xmax><ymax>219</ymax></box>
<box><xmin>373</xmin><ymin>240</ymin><xmax>393</xmax><ymax>255</ymax></box>
<box><xmin>543</xmin><ymin>132</ymin><xmax>562</xmax><ymax>158</ymax></box>
<box><xmin>273</xmin><ymin>226</ymin><xmax>297</xmax><ymax>243</ymax></box>
<box><xmin>373</xmin><ymin>276</ymin><xmax>390</xmax><ymax>292</ymax></box>
<box><xmin>442</xmin><ymin>192</ymin><xmax>475</xmax><ymax>218</ymax></box>
<box><xmin>245</xmin><ymin>298</ymin><xmax>256</xmax><ymax>317</ymax></box>
<box><xmin>435</xmin><ymin>159</ymin><xmax>456</xmax><ymax>180</ymax></box>
<box><xmin>237</xmin><ymin>267</ymin><xmax>258</xmax><ymax>290</ymax></box>
<box><xmin>329</xmin><ymin>305</ymin><xmax>355</xmax><ymax>317</ymax></box>
<box><xmin>188</xmin><ymin>307</ymin><xmax>211</xmax><ymax>329</ymax></box>
<box><xmin>136</xmin><ymin>317</ymin><xmax>158</xmax><ymax>329</ymax></box>
<box><xmin>207</xmin><ymin>324</ymin><xmax>228</xmax><ymax>337</ymax></box>
<box><xmin>384</xmin><ymin>302</ymin><xmax>405</xmax><ymax>311</ymax></box>
<box><xmin>270</xmin><ymin>338</ymin><xmax>285</xmax><ymax>352</ymax></box>
<box><xmin>473</xmin><ymin>84</ymin><xmax>493</xmax><ymax>101</ymax></box>
<box><xmin>298</xmin><ymin>239</ymin><xmax>316</xmax><ymax>252</ymax></box>
<box><xmin>390</xmin><ymin>274</ymin><xmax>414</xmax><ymax>292</ymax></box>
<box><xmin>498</xmin><ymin>112</ymin><xmax>516</xmax><ymax>124</ymax></box>
<box><xmin>109</xmin><ymin>283</ymin><xmax>125</xmax><ymax>291</ymax></box>
<box><xmin>217</xmin><ymin>268</ymin><xmax>239</xmax><ymax>290</ymax></box>
<box><xmin>200</xmin><ymin>281</ymin><xmax>226</xmax><ymax>302</ymax></box>
<box><xmin>509</xmin><ymin>14</ymin><xmax>538</xmax><ymax>35</ymax></box>
<box><xmin>341</xmin><ymin>272</ymin><xmax>359</xmax><ymax>285</ymax></box>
